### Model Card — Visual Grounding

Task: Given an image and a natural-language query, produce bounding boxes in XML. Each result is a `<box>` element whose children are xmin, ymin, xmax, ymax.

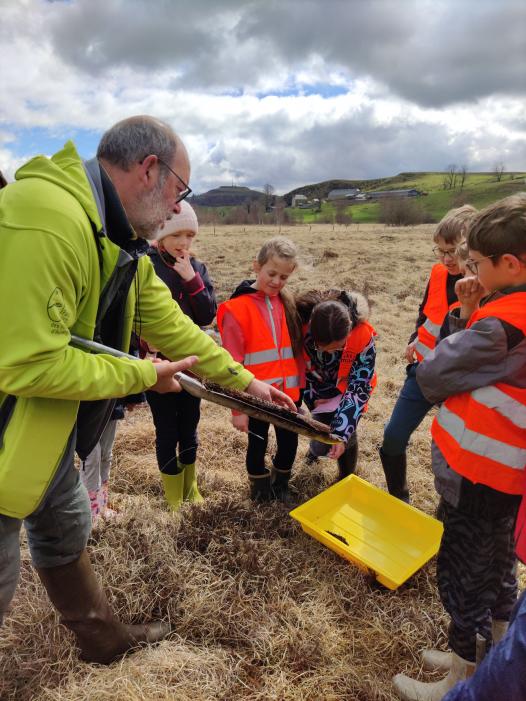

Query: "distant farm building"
<box><xmin>368</xmin><ymin>188</ymin><xmax>421</xmax><ymax>199</ymax></box>
<box><xmin>292</xmin><ymin>194</ymin><xmax>308</xmax><ymax>207</ymax></box>
<box><xmin>327</xmin><ymin>188</ymin><xmax>361</xmax><ymax>200</ymax></box>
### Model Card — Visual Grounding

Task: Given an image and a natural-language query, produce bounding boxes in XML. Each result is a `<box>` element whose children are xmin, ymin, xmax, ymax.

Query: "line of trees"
<box><xmin>442</xmin><ymin>164</ymin><xmax>468</xmax><ymax>190</ymax></box>
<box><xmin>194</xmin><ymin>200</ymin><xmax>293</xmax><ymax>227</ymax></box>
<box><xmin>443</xmin><ymin>162</ymin><xmax>507</xmax><ymax>190</ymax></box>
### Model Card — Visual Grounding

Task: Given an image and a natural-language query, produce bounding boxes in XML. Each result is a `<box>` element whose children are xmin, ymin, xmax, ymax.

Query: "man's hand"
<box><xmin>149</xmin><ymin>355</ymin><xmax>198</xmax><ymax>393</ymax></box>
<box><xmin>455</xmin><ymin>276</ymin><xmax>486</xmax><ymax>319</ymax></box>
<box><xmin>172</xmin><ymin>251</ymin><xmax>195</xmax><ymax>282</ymax></box>
<box><xmin>404</xmin><ymin>341</ymin><xmax>417</xmax><ymax>363</ymax></box>
<box><xmin>245</xmin><ymin>379</ymin><xmax>297</xmax><ymax>412</ymax></box>
<box><xmin>328</xmin><ymin>440</ymin><xmax>346</xmax><ymax>459</ymax></box>
<box><xmin>232</xmin><ymin>413</ymin><xmax>249</xmax><ymax>433</ymax></box>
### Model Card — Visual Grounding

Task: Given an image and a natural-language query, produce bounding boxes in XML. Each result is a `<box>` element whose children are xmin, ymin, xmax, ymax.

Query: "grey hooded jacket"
<box><xmin>416</xmin><ymin>285</ymin><xmax>526</xmax><ymax>508</ymax></box>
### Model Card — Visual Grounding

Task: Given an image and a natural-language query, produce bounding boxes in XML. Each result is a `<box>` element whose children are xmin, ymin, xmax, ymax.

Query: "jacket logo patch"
<box><xmin>47</xmin><ymin>287</ymin><xmax>69</xmax><ymax>333</ymax></box>
<box><xmin>47</xmin><ymin>287</ymin><xmax>66</xmax><ymax>322</ymax></box>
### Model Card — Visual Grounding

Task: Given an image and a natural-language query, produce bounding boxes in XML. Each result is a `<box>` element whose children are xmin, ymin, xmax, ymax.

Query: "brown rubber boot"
<box><xmin>36</xmin><ymin>550</ymin><xmax>171</xmax><ymax>664</ymax></box>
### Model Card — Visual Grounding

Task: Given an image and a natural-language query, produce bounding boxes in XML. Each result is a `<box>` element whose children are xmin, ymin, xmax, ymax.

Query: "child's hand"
<box><xmin>455</xmin><ymin>276</ymin><xmax>486</xmax><ymax>318</ymax></box>
<box><xmin>172</xmin><ymin>251</ymin><xmax>195</xmax><ymax>281</ymax></box>
<box><xmin>232</xmin><ymin>413</ymin><xmax>249</xmax><ymax>433</ymax></box>
<box><xmin>245</xmin><ymin>379</ymin><xmax>297</xmax><ymax>412</ymax></box>
<box><xmin>404</xmin><ymin>342</ymin><xmax>417</xmax><ymax>363</ymax></box>
<box><xmin>327</xmin><ymin>440</ymin><xmax>346</xmax><ymax>459</ymax></box>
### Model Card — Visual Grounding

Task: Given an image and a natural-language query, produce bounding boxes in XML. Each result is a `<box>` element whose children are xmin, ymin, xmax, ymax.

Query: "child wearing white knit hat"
<box><xmin>147</xmin><ymin>200</ymin><xmax>217</xmax><ymax>510</ymax></box>
<box><xmin>153</xmin><ymin>200</ymin><xmax>199</xmax><ymax>281</ymax></box>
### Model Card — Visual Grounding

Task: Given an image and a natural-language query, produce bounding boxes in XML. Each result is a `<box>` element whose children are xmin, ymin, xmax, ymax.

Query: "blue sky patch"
<box><xmin>255</xmin><ymin>83</ymin><xmax>349</xmax><ymax>99</ymax></box>
<box><xmin>5</xmin><ymin>125</ymin><xmax>101</xmax><ymax>161</ymax></box>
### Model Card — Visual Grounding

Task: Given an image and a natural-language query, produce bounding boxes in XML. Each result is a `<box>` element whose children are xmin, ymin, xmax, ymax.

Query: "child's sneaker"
<box><xmin>98</xmin><ymin>481</ymin><xmax>121</xmax><ymax>521</ymax></box>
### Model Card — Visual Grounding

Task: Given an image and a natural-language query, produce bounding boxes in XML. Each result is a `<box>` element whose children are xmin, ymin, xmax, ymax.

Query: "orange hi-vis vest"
<box><xmin>414</xmin><ymin>264</ymin><xmax>451</xmax><ymax>362</ymax></box>
<box><xmin>431</xmin><ymin>292</ymin><xmax>526</xmax><ymax>495</ymax></box>
<box><xmin>304</xmin><ymin>321</ymin><xmax>378</xmax><ymax>395</ymax></box>
<box><xmin>336</xmin><ymin>321</ymin><xmax>378</xmax><ymax>394</ymax></box>
<box><xmin>217</xmin><ymin>295</ymin><xmax>301</xmax><ymax>400</ymax></box>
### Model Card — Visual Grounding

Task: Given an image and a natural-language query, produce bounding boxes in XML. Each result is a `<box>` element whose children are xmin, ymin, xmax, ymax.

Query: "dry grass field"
<box><xmin>1</xmin><ymin>224</ymin><xmax>524</xmax><ymax>700</ymax></box>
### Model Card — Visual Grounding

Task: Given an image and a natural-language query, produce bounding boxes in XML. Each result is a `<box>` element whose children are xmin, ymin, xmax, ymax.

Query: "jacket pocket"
<box><xmin>0</xmin><ymin>395</ymin><xmax>17</xmax><ymax>449</ymax></box>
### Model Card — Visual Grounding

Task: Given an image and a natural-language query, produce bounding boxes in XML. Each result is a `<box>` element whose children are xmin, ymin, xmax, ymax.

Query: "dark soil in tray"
<box><xmin>202</xmin><ymin>381</ymin><xmax>331</xmax><ymax>435</ymax></box>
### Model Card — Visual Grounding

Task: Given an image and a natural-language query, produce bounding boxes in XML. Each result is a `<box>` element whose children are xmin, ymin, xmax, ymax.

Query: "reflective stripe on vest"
<box><xmin>264</xmin><ymin>375</ymin><xmax>300</xmax><ymax>388</ymax></box>
<box><xmin>434</xmin><ymin>404</ymin><xmax>526</xmax><ymax>470</ymax></box>
<box><xmin>431</xmin><ymin>291</ymin><xmax>526</xmax><ymax>495</ymax></box>
<box><xmin>422</xmin><ymin>317</ymin><xmax>442</xmax><ymax>337</ymax></box>
<box><xmin>244</xmin><ymin>346</ymin><xmax>295</xmax><ymax>365</ymax></box>
<box><xmin>472</xmin><ymin>386</ymin><xmax>526</xmax><ymax>429</ymax></box>
<box><xmin>414</xmin><ymin>339</ymin><xmax>432</xmax><ymax>360</ymax></box>
<box><xmin>415</xmin><ymin>264</ymin><xmax>450</xmax><ymax>362</ymax></box>
<box><xmin>217</xmin><ymin>295</ymin><xmax>301</xmax><ymax>400</ymax></box>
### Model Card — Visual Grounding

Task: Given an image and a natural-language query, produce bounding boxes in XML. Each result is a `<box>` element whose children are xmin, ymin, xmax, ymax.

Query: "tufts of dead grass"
<box><xmin>1</xmin><ymin>224</ymin><xmax>524</xmax><ymax>701</ymax></box>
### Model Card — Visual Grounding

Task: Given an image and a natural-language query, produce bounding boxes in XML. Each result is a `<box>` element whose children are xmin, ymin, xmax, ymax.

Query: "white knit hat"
<box><xmin>153</xmin><ymin>200</ymin><xmax>198</xmax><ymax>241</ymax></box>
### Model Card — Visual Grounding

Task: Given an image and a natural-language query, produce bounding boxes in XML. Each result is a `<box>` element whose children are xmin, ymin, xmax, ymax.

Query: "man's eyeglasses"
<box><xmin>140</xmin><ymin>155</ymin><xmax>192</xmax><ymax>203</ymax></box>
<box><xmin>465</xmin><ymin>254</ymin><xmax>498</xmax><ymax>276</ymax></box>
<box><xmin>433</xmin><ymin>245</ymin><xmax>459</xmax><ymax>260</ymax></box>
<box><xmin>156</xmin><ymin>156</ymin><xmax>192</xmax><ymax>203</ymax></box>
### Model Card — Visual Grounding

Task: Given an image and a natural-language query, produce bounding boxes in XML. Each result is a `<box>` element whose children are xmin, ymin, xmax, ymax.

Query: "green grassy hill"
<box><xmin>287</xmin><ymin>171</ymin><xmax>526</xmax><ymax>224</ymax></box>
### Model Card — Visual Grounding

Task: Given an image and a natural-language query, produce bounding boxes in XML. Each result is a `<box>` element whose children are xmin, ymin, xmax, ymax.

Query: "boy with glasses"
<box><xmin>393</xmin><ymin>193</ymin><xmax>526</xmax><ymax>700</ymax></box>
<box><xmin>379</xmin><ymin>205</ymin><xmax>477</xmax><ymax>502</ymax></box>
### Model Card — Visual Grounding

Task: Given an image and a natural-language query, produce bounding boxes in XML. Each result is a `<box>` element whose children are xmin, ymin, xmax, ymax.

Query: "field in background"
<box><xmin>1</xmin><ymin>224</ymin><xmax>524</xmax><ymax>700</ymax></box>
<box><xmin>286</xmin><ymin>171</ymin><xmax>526</xmax><ymax>223</ymax></box>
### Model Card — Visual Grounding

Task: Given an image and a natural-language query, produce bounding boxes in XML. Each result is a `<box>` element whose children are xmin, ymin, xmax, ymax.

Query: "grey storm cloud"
<box><xmin>47</xmin><ymin>0</ymin><xmax>526</xmax><ymax>107</ymax></box>
<box><xmin>196</xmin><ymin>106</ymin><xmax>523</xmax><ymax>194</ymax></box>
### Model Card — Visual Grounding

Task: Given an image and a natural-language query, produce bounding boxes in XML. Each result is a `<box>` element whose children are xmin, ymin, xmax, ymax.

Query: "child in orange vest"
<box><xmin>296</xmin><ymin>289</ymin><xmax>376</xmax><ymax>478</ymax></box>
<box><xmin>393</xmin><ymin>194</ymin><xmax>526</xmax><ymax>700</ymax></box>
<box><xmin>380</xmin><ymin>205</ymin><xmax>477</xmax><ymax>502</ymax></box>
<box><xmin>217</xmin><ymin>237</ymin><xmax>304</xmax><ymax>502</ymax></box>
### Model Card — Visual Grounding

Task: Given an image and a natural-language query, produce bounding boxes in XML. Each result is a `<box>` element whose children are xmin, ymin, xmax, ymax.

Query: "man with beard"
<box><xmin>0</xmin><ymin>116</ymin><xmax>295</xmax><ymax>664</ymax></box>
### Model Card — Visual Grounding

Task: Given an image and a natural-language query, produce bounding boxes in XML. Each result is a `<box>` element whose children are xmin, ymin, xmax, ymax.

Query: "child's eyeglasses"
<box><xmin>465</xmin><ymin>255</ymin><xmax>498</xmax><ymax>276</ymax></box>
<box><xmin>432</xmin><ymin>246</ymin><xmax>459</xmax><ymax>260</ymax></box>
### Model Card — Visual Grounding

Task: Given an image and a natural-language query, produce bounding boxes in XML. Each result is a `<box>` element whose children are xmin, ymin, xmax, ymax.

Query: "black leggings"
<box><xmin>146</xmin><ymin>389</ymin><xmax>201</xmax><ymax>474</ymax></box>
<box><xmin>246</xmin><ymin>398</ymin><xmax>302</xmax><ymax>476</ymax></box>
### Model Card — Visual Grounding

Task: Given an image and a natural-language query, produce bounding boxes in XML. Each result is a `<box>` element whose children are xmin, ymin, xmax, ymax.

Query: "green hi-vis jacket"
<box><xmin>0</xmin><ymin>142</ymin><xmax>253</xmax><ymax>519</ymax></box>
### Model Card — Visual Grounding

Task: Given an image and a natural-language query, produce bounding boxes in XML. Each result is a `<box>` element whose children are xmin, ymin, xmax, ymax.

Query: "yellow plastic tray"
<box><xmin>290</xmin><ymin>475</ymin><xmax>443</xmax><ymax>590</ymax></box>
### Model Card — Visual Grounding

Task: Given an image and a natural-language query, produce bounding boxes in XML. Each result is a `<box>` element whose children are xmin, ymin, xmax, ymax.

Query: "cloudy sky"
<box><xmin>1</xmin><ymin>0</ymin><xmax>525</xmax><ymax>194</ymax></box>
